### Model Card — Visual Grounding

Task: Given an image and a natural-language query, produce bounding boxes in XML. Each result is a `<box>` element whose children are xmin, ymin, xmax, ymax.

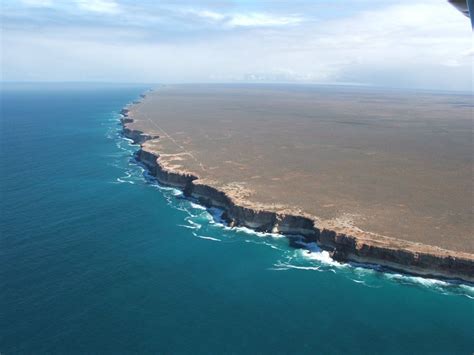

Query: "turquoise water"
<box><xmin>1</xmin><ymin>83</ymin><xmax>473</xmax><ymax>354</ymax></box>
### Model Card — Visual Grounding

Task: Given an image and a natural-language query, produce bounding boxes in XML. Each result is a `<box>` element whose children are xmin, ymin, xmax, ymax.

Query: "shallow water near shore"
<box><xmin>1</xmin><ymin>83</ymin><xmax>473</xmax><ymax>354</ymax></box>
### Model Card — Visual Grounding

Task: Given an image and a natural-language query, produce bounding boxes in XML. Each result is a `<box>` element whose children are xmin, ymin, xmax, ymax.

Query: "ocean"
<box><xmin>1</xmin><ymin>83</ymin><xmax>473</xmax><ymax>354</ymax></box>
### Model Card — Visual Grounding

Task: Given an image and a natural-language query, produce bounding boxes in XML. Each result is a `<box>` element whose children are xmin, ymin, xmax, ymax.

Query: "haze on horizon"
<box><xmin>0</xmin><ymin>0</ymin><xmax>472</xmax><ymax>91</ymax></box>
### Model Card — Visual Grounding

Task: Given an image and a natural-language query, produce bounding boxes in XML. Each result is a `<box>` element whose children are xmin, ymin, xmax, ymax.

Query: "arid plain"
<box><xmin>127</xmin><ymin>84</ymin><xmax>473</xmax><ymax>255</ymax></box>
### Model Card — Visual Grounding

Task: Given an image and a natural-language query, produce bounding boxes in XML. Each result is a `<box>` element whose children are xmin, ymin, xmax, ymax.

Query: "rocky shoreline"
<box><xmin>119</xmin><ymin>100</ymin><xmax>474</xmax><ymax>284</ymax></box>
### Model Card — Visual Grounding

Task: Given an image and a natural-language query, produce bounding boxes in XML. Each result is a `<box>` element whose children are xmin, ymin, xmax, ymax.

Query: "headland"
<box><xmin>121</xmin><ymin>84</ymin><xmax>474</xmax><ymax>282</ymax></box>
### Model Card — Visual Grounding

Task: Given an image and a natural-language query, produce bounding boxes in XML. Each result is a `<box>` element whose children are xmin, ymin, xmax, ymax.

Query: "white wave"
<box><xmin>381</xmin><ymin>272</ymin><xmax>473</xmax><ymax>295</ymax></box>
<box><xmin>182</xmin><ymin>210</ymin><xmax>198</xmax><ymax>218</ymax></box>
<box><xmin>268</xmin><ymin>266</ymin><xmax>290</xmax><ymax>271</ymax></box>
<box><xmin>192</xmin><ymin>232</ymin><xmax>221</xmax><ymax>242</ymax></box>
<box><xmin>122</xmin><ymin>137</ymin><xmax>136</xmax><ymax>145</ymax></box>
<box><xmin>291</xmin><ymin>237</ymin><xmax>347</xmax><ymax>268</ymax></box>
<box><xmin>190</xmin><ymin>202</ymin><xmax>207</xmax><ymax>210</ymax></box>
<box><xmin>197</xmin><ymin>235</ymin><xmax>222</xmax><ymax>242</ymax></box>
<box><xmin>459</xmin><ymin>289</ymin><xmax>474</xmax><ymax>299</ymax></box>
<box><xmin>178</xmin><ymin>224</ymin><xmax>199</xmax><ymax>230</ymax></box>
<box><xmin>184</xmin><ymin>219</ymin><xmax>202</xmax><ymax>230</ymax></box>
<box><xmin>344</xmin><ymin>269</ymin><xmax>474</xmax><ymax>297</ymax></box>
<box><xmin>232</xmin><ymin>226</ymin><xmax>283</xmax><ymax>239</ymax></box>
<box><xmin>171</xmin><ymin>189</ymin><xmax>184</xmax><ymax>197</ymax></box>
<box><xmin>116</xmin><ymin>178</ymin><xmax>135</xmax><ymax>184</ymax></box>
<box><xmin>174</xmin><ymin>206</ymin><xmax>189</xmax><ymax>212</ymax></box>
<box><xmin>291</xmin><ymin>240</ymin><xmax>343</xmax><ymax>267</ymax></box>
<box><xmin>153</xmin><ymin>184</ymin><xmax>182</xmax><ymax>196</ymax></box>
<box><xmin>199</xmin><ymin>211</ymin><xmax>215</xmax><ymax>223</ymax></box>
<box><xmin>115</xmin><ymin>143</ymin><xmax>133</xmax><ymax>152</ymax></box>
<box><xmin>385</xmin><ymin>273</ymin><xmax>445</xmax><ymax>286</ymax></box>
<box><xmin>351</xmin><ymin>266</ymin><xmax>378</xmax><ymax>278</ymax></box>
<box><xmin>132</xmin><ymin>165</ymin><xmax>146</xmax><ymax>175</ymax></box>
<box><xmin>459</xmin><ymin>284</ymin><xmax>474</xmax><ymax>295</ymax></box>
<box><xmin>272</xmin><ymin>261</ymin><xmax>321</xmax><ymax>272</ymax></box>
<box><xmin>271</xmin><ymin>247</ymin><xmax>340</xmax><ymax>273</ymax></box>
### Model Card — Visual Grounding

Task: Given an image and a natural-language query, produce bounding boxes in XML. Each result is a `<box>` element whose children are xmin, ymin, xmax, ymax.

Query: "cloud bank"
<box><xmin>1</xmin><ymin>0</ymin><xmax>472</xmax><ymax>91</ymax></box>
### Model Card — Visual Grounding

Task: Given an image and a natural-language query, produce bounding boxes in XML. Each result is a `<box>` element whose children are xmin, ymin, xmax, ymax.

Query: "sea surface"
<box><xmin>1</xmin><ymin>83</ymin><xmax>473</xmax><ymax>354</ymax></box>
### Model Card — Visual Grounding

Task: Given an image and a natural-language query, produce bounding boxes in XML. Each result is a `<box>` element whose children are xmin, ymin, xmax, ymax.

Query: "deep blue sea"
<box><xmin>1</xmin><ymin>83</ymin><xmax>473</xmax><ymax>354</ymax></box>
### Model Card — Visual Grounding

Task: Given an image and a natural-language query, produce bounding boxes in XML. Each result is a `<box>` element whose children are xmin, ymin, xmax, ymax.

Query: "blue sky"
<box><xmin>1</xmin><ymin>0</ymin><xmax>472</xmax><ymax>90</ymax></box>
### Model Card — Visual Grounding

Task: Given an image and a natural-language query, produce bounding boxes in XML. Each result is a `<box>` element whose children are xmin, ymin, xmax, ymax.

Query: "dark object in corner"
<box><xmin>448</xmin><ymin>0</ymin><xmax>474</xmax><ymax>27</ymax></box>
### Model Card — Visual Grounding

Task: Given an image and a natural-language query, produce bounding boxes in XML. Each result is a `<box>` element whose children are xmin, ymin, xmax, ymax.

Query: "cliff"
<box><xmin>120</xmin><ymin>102</ymin><xmax>474</xmax><ymax>284</ymax></box>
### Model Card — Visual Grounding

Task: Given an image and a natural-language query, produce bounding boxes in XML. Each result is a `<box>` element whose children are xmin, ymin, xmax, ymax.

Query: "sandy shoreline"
<box><xmin>120</xmin><ymin>90</ymin><xmax>474</xmax><ymax>283</ymax></box>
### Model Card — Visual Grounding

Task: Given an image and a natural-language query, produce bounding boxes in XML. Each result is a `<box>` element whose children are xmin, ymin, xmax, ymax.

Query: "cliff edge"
<box><xmin>119</xmin><ymin>94</ymin><xmax>474</xmax><ymax>283</ymax></box>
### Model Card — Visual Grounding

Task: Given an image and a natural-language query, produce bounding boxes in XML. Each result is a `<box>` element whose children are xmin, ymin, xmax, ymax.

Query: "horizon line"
<box><xmin>0</xmin><ymin>81</ymin><xmax>472</xmax><ymax>94</ymax></box>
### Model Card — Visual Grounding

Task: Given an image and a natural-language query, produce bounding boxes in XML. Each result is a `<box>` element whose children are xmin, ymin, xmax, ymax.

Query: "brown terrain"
<box><xmin>122</xmin><ymin>84</ymin><xmax>474</xmax><ymax>282</ymax></box>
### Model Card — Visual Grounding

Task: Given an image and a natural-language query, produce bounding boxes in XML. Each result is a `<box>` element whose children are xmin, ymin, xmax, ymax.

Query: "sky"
<box><xmin>1</xmin><ymin>0</ymin><xmax>472</xmax><ymax>90</ymax></box>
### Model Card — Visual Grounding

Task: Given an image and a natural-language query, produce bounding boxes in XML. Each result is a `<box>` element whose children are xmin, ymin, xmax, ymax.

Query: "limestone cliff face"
<box><xmin>225</xmin><ymin>206</ymin><xmax>276</xmax><ymax>231</ymax></box>
<box><xmin>156</xmin><ymin>166</ymin><xmax>196</xmax><ymax>190</ymax></box>
<box><xmin>191</xmin><ymin>183</ymin><xmax>232</xmax><ymax>209</ymax></box>
<box><xmin>319</xmin><ymin>230</ymin><xmax>474</xmax><ymax>280</ymax></box>
<box><xmin>190</xmin><ymin>182</ymin><xmax>316</xmax><ymax>236</ymax></box>
<box><xmin>276</xmin><ymin>214</ymin><xmax>316</xmax><ymax>236</ymax></box>
<box><xmin>120</xmin><ymin>105</ymin><xmax>474</xmax><ymax>283</ymax></box>
<box><xmin>121</xmin><ymin>117</ymin><xmax>133</xmax><ymax>124</ymax></box>
<box><xmin>136</xmin><ymin>149</ymin><xmax>159</xmax><ymax>175</ymax></box>
<box><xmin>123</xmin><ymin>128</ymin><xmax>157</xmax><ymax>145</ymax></box>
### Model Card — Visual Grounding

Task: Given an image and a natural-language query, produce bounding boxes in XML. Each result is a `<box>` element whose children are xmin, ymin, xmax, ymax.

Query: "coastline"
<box><xmin>120</xmin><ymin>95</ymin><xmax>474</xmax><ymax>284</ymax></box>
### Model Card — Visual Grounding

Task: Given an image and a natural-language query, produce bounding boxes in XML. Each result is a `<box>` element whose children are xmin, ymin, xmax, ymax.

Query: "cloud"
<box><xmin>187</xmin><ymin>9</ymin><xmax>303</xmax><ymax>28</ymax></box>
<box><xmin>1</xmin><ymin>0</ymin><xmax>472</xmax><ymax>90</ymax></box>
<box><xmin>20</xmin><ymin>0</ymin><xmax>53</xmax><ymax>7</ymax></box>
<box><xmin>190</xmin><ymin>10</ymin><xmax>226</xmax><ymax>22</ymax></box>
<box><xmin>75</xmin><ymin>0</ymin><xmax>120</xmax><ymax>14</ymax></box>
<box><xmin>227</xmin><ymin>13</ymin><xmax>303</xmax><ymax>27</ymax></box>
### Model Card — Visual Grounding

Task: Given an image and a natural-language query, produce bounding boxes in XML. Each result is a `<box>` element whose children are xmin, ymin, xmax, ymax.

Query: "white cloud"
<box><xmin>227</xmin><ymin>13</ymin><xmax>303</xmax><ymax>27</ymax></box>
<box><xmin>2</xmin><ymin>1</ymin><xmax>471</xmax><ymax>90</ymax></box>
<box><xmin>75</xmin><ymin>0</ymin><xmax>120</xmax><ymax>14</ymax></box>
<box><xmin>20</xmin><ymin>0</ymin><xmax>53</xmax><ymax>7</ymax></box>
<box><xmin>190</xmin><ymin>10</ymin><xmax>226</xmax><ymax>21</ymax></box>
<box><xmin>186</xmin><ymin>9</ymin><xmax>303</xmax><ymax>28</ymax></box>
